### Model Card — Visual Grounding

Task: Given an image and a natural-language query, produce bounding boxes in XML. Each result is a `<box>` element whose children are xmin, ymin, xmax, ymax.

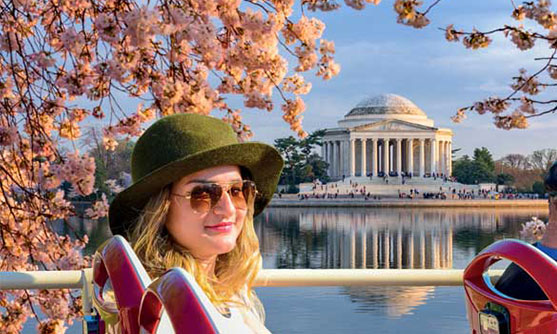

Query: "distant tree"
<box><xmin>274</xmin><ymin>129</ymin><xmax>329</xmax><ymax>189</ymax></box>
<box><xmin>274</xmin><ymin>136</ymin><xmax>302</xmax><ymax>187</ymax></box>
<box><xmin>529</xmin><ymin>149</ymin><xmax>557</xmax><ymax>174</ymax></box>
<box><xmin>532</xmin><ymin>181</ymin><xmax>546</xmax><ymax>195</ymax></box>
<box><xmin>306</xmin><ymin>153</ymin><xmax>329</xmax><ymax>182</ymax></box>
<box><xmin>453</xmin><ymin>147</ymin><xmax>496</xmax><ymax>184</ymax></box>
<box><xmin>500</xmin><ymin>153</ymin><xmax>531</xmax><ymax>170</ymax></box>
<box><xmin>82</xmin><ymin>127</ymin><xmax>134</xmax><ymax>199</ymax></box>
<box><xmin>496</xmin><ymin>173</ymin><xmax>514</xmax><ymax>186</ymax></box>
<box><xmin>473</xmin><ymin>147</ymin><xmax>495</xmax><ymax>172</ymax></box>
<box><xmin>495</xmin><ymin>159</ymin><xmax>538</xmax><ymax>191</ymax></box>
<box><xmin>299</xmin><ymin>129</ymin><xmax>326</xmax><ymax>156</ymax></box>
<box><xmin>453</xmin><ymin>156</ymin><xmax>473</xmax><ymax>184</ymax></box>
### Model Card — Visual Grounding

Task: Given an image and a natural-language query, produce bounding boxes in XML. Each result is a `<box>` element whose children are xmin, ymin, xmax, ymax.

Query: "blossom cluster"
<box><xmin>50</xmin><ymin>152</ymin><xmax>96</xmax><ymax>197</ymax></box>
<box><xmin>444</xmin><ymin>0</ymin><xmax>557</xmax><ymax>129</ymax></box>
<box><xmin>462</xmin><ymin>29</ymin><xmax>492</xmax><ymax>49</ymax></box>
<box><xmin>393</xmin><ymin>0</ymin><xmax>430</xmax><ymax>28</ymax></box>
<box><xmin>519</xmin><ymin>216</ymin><xmax>547</xmax><ymax>243</ymax></box>
<box><xmin>511</xmin><ymin>68</ymin><xmax>542</xmax><ymax>95</ymax></box>
<box><xmin>85</xmin><ymin>193</ymin><xmax>109</xmax><ymax>220</ymax></box>
<box><xmin>505</xmin><ymin>26</ymin><xmax>536</xmax><ymax>50</ymax></box>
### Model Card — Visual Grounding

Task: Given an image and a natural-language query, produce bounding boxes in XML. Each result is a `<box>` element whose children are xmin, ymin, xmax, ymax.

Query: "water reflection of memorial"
<box><xmin>257</xmin><ymin>208</ymin><xmax>456</xmax><ymax>270</ymax></box>
<box><xmin>255</xmin><ymin>207</ymin><xmax>548</xmax><ymax>317</ymax></box>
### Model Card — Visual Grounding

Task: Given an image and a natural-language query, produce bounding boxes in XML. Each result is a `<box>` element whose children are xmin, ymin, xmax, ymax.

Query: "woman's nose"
<box><xmin>212</xmin><ymin>190</ymin><xmax>236</xmax><ymax>216</ymax></box>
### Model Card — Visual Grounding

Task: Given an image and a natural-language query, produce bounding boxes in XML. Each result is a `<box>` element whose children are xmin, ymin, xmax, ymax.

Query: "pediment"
<box><xmin>351</xmin><ymin>119</ymin><xmax>436</xmax><ymax>132</ymax></box>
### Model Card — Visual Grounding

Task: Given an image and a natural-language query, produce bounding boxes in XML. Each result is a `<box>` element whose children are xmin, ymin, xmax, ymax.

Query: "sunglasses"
<box><xmin>171</xmin><ymin>180</ymin><xmax>257</xmax><ymax>214</ymax></box>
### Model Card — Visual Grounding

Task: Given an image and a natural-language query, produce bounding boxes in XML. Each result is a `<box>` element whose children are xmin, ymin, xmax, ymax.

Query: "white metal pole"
<box><xmin>0</xmin><ymin>269</ymin><xmax>504</xmax><ymax>290</ymax></box>
<box><xmin>254</xmin><ymin>269</ymin><xmax>503</xmax><ymax>287</ymax></box>
<box><xmin>0</xmin><ymin>270</ymin><xmax>89</xmax><ymax>289</ymax></box>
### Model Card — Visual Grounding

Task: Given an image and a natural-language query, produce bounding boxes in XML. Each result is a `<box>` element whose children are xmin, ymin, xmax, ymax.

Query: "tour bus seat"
<box><xmin>89</xmin><ymin>235</ymin><xmax>173</xmax><ymax>334</ymax></box>
<box><xmin>463</xmin><ymin>239</ymin><xmax>557</xmax><ymax>334</ymax></box>
<box><xmin>138</xmin><ymin>267</ymin><xmax>252</xmax><ymax>334</ymax></box>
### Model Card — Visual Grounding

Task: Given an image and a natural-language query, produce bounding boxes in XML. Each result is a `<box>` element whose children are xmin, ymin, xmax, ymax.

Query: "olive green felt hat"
<box><xmin>108</xmin><ymin>113</ymin><xmax>284</xmax><ymax>237</ymax></box>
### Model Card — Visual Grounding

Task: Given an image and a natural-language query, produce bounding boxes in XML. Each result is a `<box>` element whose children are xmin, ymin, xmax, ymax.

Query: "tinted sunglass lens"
<box><xmin>190</xmin><ymin>184</ymin><xmax>221</xmax><ymax>213</ymax></box>
<box><xmin>242</xmin><ymin>181</ymin><xmax>256</xmax><ymax>198</ymax></box>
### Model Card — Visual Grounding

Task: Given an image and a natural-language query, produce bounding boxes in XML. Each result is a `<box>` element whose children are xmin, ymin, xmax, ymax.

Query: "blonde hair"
<box><xmin>128</xmin><ymin>183</ymin><xmax>265</xmax><ymax>320</ymax></box>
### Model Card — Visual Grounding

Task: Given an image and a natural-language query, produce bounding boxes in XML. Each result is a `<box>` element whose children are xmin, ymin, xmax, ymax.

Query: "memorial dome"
<box><xmin>346</xmin><ymin>94</ymin><xmax>426</xmax><ymax>117</ymax></box>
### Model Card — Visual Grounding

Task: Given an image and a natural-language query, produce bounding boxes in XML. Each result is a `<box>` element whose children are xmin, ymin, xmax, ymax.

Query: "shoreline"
<box><xmin>268</xmin><ymin>198</ymin><xmax>549</xmax><ymax>209</ymax></box>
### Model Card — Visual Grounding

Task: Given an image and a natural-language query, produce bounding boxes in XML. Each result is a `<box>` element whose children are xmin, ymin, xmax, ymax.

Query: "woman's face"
<box><xmin>166</xmin><ymin>165</ymin><xmax>248</xmax><ymax>261</ymax></box>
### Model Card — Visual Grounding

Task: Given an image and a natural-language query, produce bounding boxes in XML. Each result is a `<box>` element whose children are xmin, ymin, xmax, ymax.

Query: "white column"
<box><xmin>361</xmin><ymin>138</ymin><xmax>367</xmax><ymax>177</ymax></box>
<box><xmin>430</xmin><ymin>138</ymin><xmax>437</xmax><ymax>175</ymax></box>
<box><xmin>446</xmin><ymin>141</ymin><xmax>451</xmax><ymax>176</ymax></box>
<box><xmin>350</xmin><ymin>139</ymin><xmax>356</xmax><ymax>177</ymax></box>
<box><xmin>333</xmin><ymin>141</ymin><xmax>338</xmax><ymax>178</ymax></box>
<box><xmin>339</xmin><ymin>141</ymin><xmax>344</xmax><ymax>178</ymax></box>
<box><xmin>448</xmin><ymin>141</ymin><xmax>452</xmax><ymax>176</ymax></box>
<box><xmin>372</xmin><ymin>138</ymin><xmax>378</xmax><ymax>177</ymax></box>
<box><xmin>444</xmin><ymin>141</ymin><xmax>448</xmax><ymax>176</ymax></box>
<box><xmin>408</xmin><ymin>139</ymin><xmax>414</xmax><ymax>176</ymax></box>
<box><xmin>439</xmin><ymin>140</ymin><xmax>444</xmax><ymax>175</ymax></box>
<box><xmin>328</xmin><ymin>141</ymin><xmax>334</xmax><ymax>177</ymax></box>
<box><xmin>324</xmin><ymin>142</ymin><xmax>329</xmax><ymax>176</ymax></box>
<box><xmin>396</xmin><ymin>138</ymin><xmax>402</xmax><ymax>177</ymax></box>
<box><xmin>342</xmin><ymin>140</ymin><xmax>347</xmax><ymax>178</ymax></box>
<box><xmin>444</xmin><ymin>141</ymin><xmax>447</xmax><ymax>176</ymax></box>
<box><xmin>383</xmin><ymin>138</ymin><xmax>390</xmax><ymax>174</ymax></box>
<box><xmin>419</xmin><ymin>139</ymin><xmax>425</xmax><ymax>177</ymax></box>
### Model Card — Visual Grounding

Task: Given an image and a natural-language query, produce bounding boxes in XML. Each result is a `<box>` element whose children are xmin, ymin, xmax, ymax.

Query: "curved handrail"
<box><xmin>92</xmin><ymin>235</ymin><xmax>152</xmax><ymax>333</ymax></box>
<box><xmin>463</xmin><ymin>239</ymin><xmax>557</xmax><ymax>310</ymax></box>
<box><xmin>138</xmin><ymin>268</ymin><xmax>217</xmax><ymax>334</ymax></box>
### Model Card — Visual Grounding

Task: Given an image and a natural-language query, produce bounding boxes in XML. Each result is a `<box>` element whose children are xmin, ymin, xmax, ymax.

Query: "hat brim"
<box><xmin>108</xmin><ymin>142</ymin><xmax>283</xmax><ymax>237</ymax></box>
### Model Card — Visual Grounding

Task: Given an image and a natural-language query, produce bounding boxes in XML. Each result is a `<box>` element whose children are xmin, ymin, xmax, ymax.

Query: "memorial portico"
<box><xmin>322</xmin><ymin>94</ymin><xmax>453</xmax><ymax>180</ymax></box>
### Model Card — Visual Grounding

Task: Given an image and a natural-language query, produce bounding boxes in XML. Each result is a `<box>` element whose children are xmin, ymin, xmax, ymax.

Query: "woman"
<box><xmin>108</xmin><ymin>113</ymin><xmax>284</xmax><ymax>332</ymax></box>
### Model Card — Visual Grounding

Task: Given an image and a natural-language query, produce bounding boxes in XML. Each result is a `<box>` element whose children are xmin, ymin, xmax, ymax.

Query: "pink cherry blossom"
<box><xmin>505</xmin><ymin>26</ymin><xmax>536</xmax><ymax>50</ymax></box>
<box><xmin>123</xmin><ymin>6</ymin><xmax>161</xmax><ymax>49</ymax></box>
<box><xmin>445</xmin><ymin>24</ymin><xmax>462</xmax><ymax>42</ymax></box>
<box><xmin>85</xmin><ymin>193</ymin><xmax>109</xmax><ymax>219</ymax></box>
<box><xmin>51</xmin><ymin>152</ymin><xmax>96</xmax><ymax>196</ymax></box>
<box><xmin>0</xmin><ymin>125</ymin><xmax>18</xmax><ymax>146</ymax></box>
<box><xmin>519</xmin><ymin>217</ymin><xmax>546</xmax><ymax>243</ymax></box>
<box><xmin>105</xmin><ymin>179</ymin><xmax>124</xmax><ymax>194</ymax></box>
<box><xmin>462</xmin><ymin>29</ymin><xmax>492</xmax><ymax>49</ymax></box>
<box><xmin>511</xmin><ymin>68</ymin><xmax>542</xmax><ymax>95</ymax></box>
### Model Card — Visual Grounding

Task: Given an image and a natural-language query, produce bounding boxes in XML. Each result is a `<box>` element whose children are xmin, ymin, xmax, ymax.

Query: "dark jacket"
<box><xmin>495</xmin><ymin>263</ymin><xmax>547</xmax><ymax>300</ymax></box>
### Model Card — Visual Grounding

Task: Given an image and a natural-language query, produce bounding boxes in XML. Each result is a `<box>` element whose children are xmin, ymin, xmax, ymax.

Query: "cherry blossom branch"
<box><xmin>422</xmin><ymin>0</ymin><xmax>442</xmax><ymax>15</ymax></box>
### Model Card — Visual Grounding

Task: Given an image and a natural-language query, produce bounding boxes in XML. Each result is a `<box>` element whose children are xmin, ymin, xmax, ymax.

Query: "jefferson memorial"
<box><xmin>322</xmin><ymin>94</ymin><xmax>453</xmax><ymax>180</ymax></box>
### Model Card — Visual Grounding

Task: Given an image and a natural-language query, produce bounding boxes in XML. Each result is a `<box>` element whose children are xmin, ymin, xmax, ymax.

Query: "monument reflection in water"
<box><xmin>254</xmin><ymin>207</ymin><xmax>548</xmax><ymax>321</ymax></box>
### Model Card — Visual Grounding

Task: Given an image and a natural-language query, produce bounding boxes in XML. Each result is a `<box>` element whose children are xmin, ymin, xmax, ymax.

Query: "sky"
<box><xmin>237</xmin><ymin>0</ymin><xmax>557</xmax><ymax>159</ymax></box>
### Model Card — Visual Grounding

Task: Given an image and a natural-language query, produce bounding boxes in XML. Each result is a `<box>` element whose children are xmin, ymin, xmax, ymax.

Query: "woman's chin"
<box><xmin>209</xmin><ymin>237</ymin><xmax>238</xmax><ymax>255</ymax></box>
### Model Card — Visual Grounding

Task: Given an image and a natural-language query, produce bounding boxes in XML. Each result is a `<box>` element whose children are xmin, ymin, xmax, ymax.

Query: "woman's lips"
<box><xmin>205</xmin><ymin>222</ymin><xmax>234</xmax><ymax>232</ymax></box>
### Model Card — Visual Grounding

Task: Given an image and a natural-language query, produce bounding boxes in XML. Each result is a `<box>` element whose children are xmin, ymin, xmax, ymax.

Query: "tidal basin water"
<box><xmin>30</xmin><ymin>206</ymin><xmax>548</xmax><ymax>333</ymax></box>
<box><xmin>254</xmin><ymin>207</ymin><xmax>548</xmax><ymax>334</ymax></box>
